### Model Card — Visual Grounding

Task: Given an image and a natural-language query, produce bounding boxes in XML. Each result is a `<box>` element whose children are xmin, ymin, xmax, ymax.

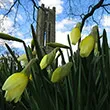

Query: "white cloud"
<box><xmin>0</xmin><ymin>15</ymin><xmax>14</xmax><ymax>33</ymax></box>
<box><xmin>16</xmin><ymin>32</ymin><xmax>24</xmax><ymax>37</ymax></box>
<box><xmin>56</xmin><ymin>31</ymin><xmax>69</xmax><ymax>44</ymax></box>
<box><xmin>102</xmin><ymin>15</ymin><xmax>110</xmax><ymax>27</ymax></box>
<box><xmin>104</xmin><ymin>27</ymin><xmax>110</xmax><ymax>33</ymax></box>
<box><xmin>56</xmin><ymin>30</ymin><xmax>78</xmax><ymax>63</ymax></box>
<box><xmin>0</xmin><ymin>14</ymin><xmax>31</xmax><ymax>48</ymax></box>
<box><xmin>56</xmin><ymin>31</ymin><xmax>68</xmax><ymax>63</ymax></box>
<box><xmin>23</xmin><ymin>38</ymin><xmax>32</xmax><ymax>46</ymax></box>
<box><xmin>55</xmin><ymin>17</ymin><xmax>79</xmax><ymax>60</ymax></box>
<box><xmin>0</xmin><ymin>0</ymin><xmax>14</xmax><ymax>9</ymax></box>
<box><xmin>83</xmin><ymin>25</ymin><xmax>94</xmax><ymax>32</ymax></box>
<box><xmin>55</xmin><ymin>17</ymin><xmax>78</xmax><ymax>54</ymax></box>
<box><xmin>56</xmin><ymin>18</ymin><xmax>76</xmax><ymax>31</ymax></box>
<box><xmin>0</xmin><ymin>39</ymin><xmax>5</xmax><ymax>45</ymax></box>
<box><xmin>8</xmin><ymin>41</ymin><xmax>23</xmax><ymax>48</ymax></box>
<box><xmin>39</xmin><ymin>0</ymin><xmax>64</xmax><ymax>14</ymax></box>
<box><xmin>8</xmin><ymin>38</ymin><xmax>32</xmax><ymax>49</ymax></box>
<box><xmin>56</xmin><ymin>30</ymin><xmax>77</xmax><ymax>50</ymax></box>
<box><xmin>16</xmin><ymin>14</ymin><xmax>23</xmax><ymax>21</ymax></box>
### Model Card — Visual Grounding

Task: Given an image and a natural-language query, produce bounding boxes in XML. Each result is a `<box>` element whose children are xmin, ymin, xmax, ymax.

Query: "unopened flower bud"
<box><xmin>40</xmin><ymin>47</ymin><xmax>59</xmax><ymax>70</ymax></box>
<box><xmin>51</xmin><ymin>62</ymin><xmax>72</xmax><ymax>83</ymax></box>
<box><xmin>47</xmin><ymin>42</ymin><xmax>70</xmax><ymax>49</ymax></box>
<box><xmin>17</xmin><ymin>54</ymin><xmax>28</xmax><ymax>67</ymax></box>
<box><xmin>80</xmin><ymin>35</ymin><xmax>95</xmax><ymax>57</ymax></box>
<box><xmin>70</xmin><ymin>22</ymin><xmax>81</xmax><ymax>45</ymax></box>
<box><xmin>0</xmin><ymin>33</ymin><xmax>23</xmax><ymax>42</ymax></box>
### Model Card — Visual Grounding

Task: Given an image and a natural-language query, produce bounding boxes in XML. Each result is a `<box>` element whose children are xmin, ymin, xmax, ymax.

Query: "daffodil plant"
<box><xmin>2</xmin><ymin>58</ymin><xmax>36</xmax><ymax>103</ymax></box>
<box><xmin>0</xmin><ymin>22</ymin><xmax>109</xmax><ymax>110</ymax></box>
<box><xmin>70</xmin><ymin>24</ymin><xmax>99</xmax><ymax>57</ymax></box>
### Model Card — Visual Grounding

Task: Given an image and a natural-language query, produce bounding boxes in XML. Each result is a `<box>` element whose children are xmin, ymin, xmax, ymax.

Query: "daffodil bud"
<box><xmin>17</xmin><ymin>51</ymin><xmax>36</xmax><ymax>67</ymax></box>
<box><xmin>40</xmin><ymin>47</ymin><xmax>59</xmax><ymax>70</ymax></box>
<box><xmin>70</xmin><ymin>22</ymin><xmax>81</xmax><ymax>45</ymax></box>
<box><xmin>80</xmin><ymin>35</ymin><xmax>95</xmax><ymax>57</ymax></box>
<box><xmin>90</xmin><ymin>26</ymin><xmax>98</xmax><ymax>40</ymax></box>
<box><xmin>51</xmin><ymin>62</ymin><xmax>72</xmax><ymax>83</ymax></box>
<box><xmin>47</xmin><ymin>42</ymin><xmax>70</xmax><ymax>49</ymax></box>
<box><xmin>17</xmin><ymin>54</ymin><xmax>28</xmax><ymax>67</ymax></box>
<box><xmin>0</xmin><ymin>33</ymin><xmax>23</xmax><ymax>42</ymax></box>
<box><xmin>2</xmin><ymin>72</ymin><xmax>28</xmax><ymax>103</ymax></box>
<box><xmin>90</xmin><ymin>26</ymin><xmax>99</xmax><ymax>56</ymax></box>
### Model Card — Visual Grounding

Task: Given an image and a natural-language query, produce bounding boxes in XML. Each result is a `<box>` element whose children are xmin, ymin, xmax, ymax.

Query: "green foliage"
<box><xmin>0</xmin><ymin>26</ymin><xmax>110</xmax><ymax>110</ymax></box>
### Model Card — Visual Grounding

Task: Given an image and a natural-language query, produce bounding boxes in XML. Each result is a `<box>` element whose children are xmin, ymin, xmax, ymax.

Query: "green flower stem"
<box><xmin>22</xmin><ymin>41</ymin><xmax>30</xmax><ymax>62</ymax></box>
<box><xmin>31</xmin><ymin>24</ymin><xmax>43</xmax><ymax>61</ymax></box>
<box><xmin>58</xmin><ymin>49</ymin><xmax>66</xmax><ymax>65</ymax></box>
<box><xmin>5</xmin><ymin>43</ymin><xmax>22</xmax><ymax>70</ymax></box>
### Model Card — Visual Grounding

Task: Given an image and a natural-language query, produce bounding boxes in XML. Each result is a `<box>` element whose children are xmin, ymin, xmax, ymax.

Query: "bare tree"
<box><xmin>0</xmin><ymin>0</ymin><xmax>110</xmax><ymax>33</ymax></box>
<box><xmin>65</xmin><ymin>0</ymin><xmax>110</xmax><ymax>29</ymax></box>
<box><xmin>0</xmin><ymin>0</ymin><xmax>39</xmax><ymax>35</ymax></box>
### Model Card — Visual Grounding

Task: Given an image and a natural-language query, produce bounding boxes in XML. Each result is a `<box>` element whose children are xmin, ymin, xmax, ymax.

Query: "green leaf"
<box><xmin>31</xmin><ymin>24</ymin><xmax>43</xmax><ymax>61</ymax></box>
<box><xmin>102</xmin><ymin>29</ymin><xmax>110</xmax><ymax>85</ymax></box>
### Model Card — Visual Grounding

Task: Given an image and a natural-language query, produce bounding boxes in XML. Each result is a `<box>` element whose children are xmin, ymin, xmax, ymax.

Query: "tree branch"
<box><xmin>4</xmin><ymin>0</ymin><xmax>18</xmax><ymax>17</ymax></box>
<box><xmin>103</xmin><ymin>7</ymin><xmax>110</xmax><ymax>14</ymax></box>
<box><xmin>80</xmin><ymin>0</ymin><xmax>104</xmax><ymax>32</ymax></box>
<box><xmin>78</xmin><ymin>0</ymin><xmax>104</xmax><ymax>49</ymax></box>
<box><xmin>92</xmin><ymin>16</ymin><xmax>99</xmax><ymax>25</ymax></box>
<box><xmin>31</xmin><ymin>0</ymin><xmax>39</xmax><ymax>9</ymax></box>
<box><xmin>14</xmin><ymin>2</ymin><xmax>19</xmax><ymax>25</ymax></box>
<box><xmin>101</xmin><ymin>3</ymin><xmax>110</xmax><ymax>7</ymax></box>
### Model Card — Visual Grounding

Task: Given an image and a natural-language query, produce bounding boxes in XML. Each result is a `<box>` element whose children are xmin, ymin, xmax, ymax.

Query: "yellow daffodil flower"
<box><xmin>79</xmin><ymin>35</ymin><xmax>95</xmax><ymax>57</ymax></box>
<box><xmin>2</xmin><ymin>72</ymin><xmax>28</xmax><ymax>103</ymax></box>
<box><xmin>2</xmin><ymin>58</ymin><xmax>36</xmax><ymax>103</ymax></box>
<box><xmin>51</xmin><ymin>62</ymin><xmax>72</xmax><ymax>83</ymax></box>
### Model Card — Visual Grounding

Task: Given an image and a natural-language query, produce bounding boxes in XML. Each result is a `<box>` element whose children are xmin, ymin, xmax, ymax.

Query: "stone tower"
<box><xmin>36</xmin><ymin>4</ymin><xmax>56</xmax><ymax>53</ymax></box>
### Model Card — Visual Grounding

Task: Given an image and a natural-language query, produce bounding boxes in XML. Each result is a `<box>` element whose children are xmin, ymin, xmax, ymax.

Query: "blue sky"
<box><xmin>0</xmin><ymin>0</ymin><xmax>110</xmax><ymax>55</ymax></box>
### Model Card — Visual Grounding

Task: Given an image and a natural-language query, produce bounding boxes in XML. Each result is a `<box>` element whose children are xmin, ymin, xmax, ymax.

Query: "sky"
<box><xmin>0</xmin><ymin>0</ymin><xmax>110</xmax><ymax>55</ymax></box>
